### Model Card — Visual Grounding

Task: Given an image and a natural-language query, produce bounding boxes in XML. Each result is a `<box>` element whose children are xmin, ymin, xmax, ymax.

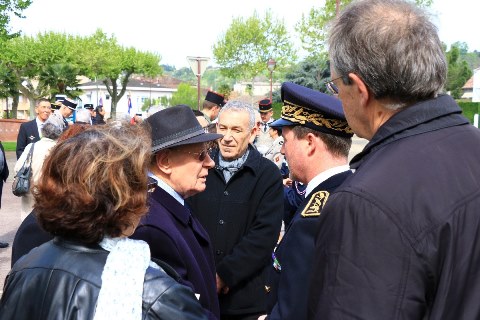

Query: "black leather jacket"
<box><xmin>0</xmin><ymin>237</ymin><xmax>208</xmax><ymax>320</ymax></box>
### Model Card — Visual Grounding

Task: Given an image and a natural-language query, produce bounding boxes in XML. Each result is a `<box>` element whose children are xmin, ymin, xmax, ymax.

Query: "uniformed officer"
<box><xmin>254</xmin><ymin>98</ymin><xmax>275</xmax><ymax>156</ymax></box>
<box><xmin>55</xmin><ymin>97</ymin><xmax>77</xmax><ymax>129</ymax></box>
<box><xmin>201</xmin><ymin>90</ymin><xmax>225</xmax><ymax>124</ymax></box>
<box><xmin>262</xmin><ymin>82</ymin><xmax>353</xmax><ymax>320</ymax></box>
<box><xmin>263</xmin><ymin>125</ymin><xmax>283</xmax><ymax>169</ymax></box>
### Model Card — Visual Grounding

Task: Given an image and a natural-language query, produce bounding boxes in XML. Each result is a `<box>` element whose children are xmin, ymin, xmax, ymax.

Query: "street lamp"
<box><xmin>187</xmin><ymin>56</ymin><xmax>210</xmax><ymax>110</ymax></box>
<box><xmin>267</xmin><ymin>58</ymin><xmax>276</xmax><ymax>102</ymax></box>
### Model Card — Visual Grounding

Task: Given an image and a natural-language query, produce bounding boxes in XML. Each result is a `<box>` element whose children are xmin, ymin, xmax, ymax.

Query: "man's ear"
<box><xmin>153</xmin><ymin>151</ymin><xmax>173</xmax><ymax>175</ymax></box>
<box><xmin>348</xmin><ymin>73</ymin><xmax>370</xmax><ymax>106</ymax></box>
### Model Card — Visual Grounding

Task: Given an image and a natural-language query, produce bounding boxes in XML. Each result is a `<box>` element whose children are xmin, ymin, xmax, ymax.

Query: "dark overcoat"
<box><xmin>265</xmin><ymin>170</ymin><xmax>352</xmax><ymax>320</ymax></box>
<box><xmin>16</xmin><ymin>119</ymin><xmax>40</xmax><ymax>159</ymax></box>
<box><xmin>131</xmin><ymin>186</ymin><xmax>220</xmax><ymax>320</ymax></box>
<box><xmin>309</xmin><ymin>95</ymin><xmax>480</xmax><ymax>319</ymax></box>
<box><xmin>187</xmin><ymin>146</ymin><xmax>284</xmax><ymax>316</ymax></box>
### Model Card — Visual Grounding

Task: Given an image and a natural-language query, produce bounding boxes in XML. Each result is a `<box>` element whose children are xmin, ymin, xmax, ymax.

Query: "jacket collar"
<box><xmin>150</xmin><ymin>187</ymin><xmax>191</xmax><ymax>226</ymax></box>
<box><xmin>350</xmin><ymin>95</ymin><xmax>468</xmax><ymax>170</ymax></box>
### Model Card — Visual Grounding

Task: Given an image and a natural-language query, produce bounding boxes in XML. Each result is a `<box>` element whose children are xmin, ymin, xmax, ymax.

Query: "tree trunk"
<box><xmin>11</xmin><ymin>95</ymin><xmax>19</xmax><ymax>119</ymax></box>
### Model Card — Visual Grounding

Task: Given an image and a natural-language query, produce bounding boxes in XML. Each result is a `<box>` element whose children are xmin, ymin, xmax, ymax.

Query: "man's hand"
<box><xmin>216</xmin><ymin>273</ymin><xmax>229</xmax><ymax>294</ymax></box>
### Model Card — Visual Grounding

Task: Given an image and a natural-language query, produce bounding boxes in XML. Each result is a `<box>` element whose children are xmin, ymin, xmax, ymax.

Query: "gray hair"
<box><xmin>75</xmin><ymin>108</ymin><xmax>92</xmax><ymax>124</ymax></box>
<box><xmin>42</xmin><ymin>113</ymin><xmax>65</xmax><ymax>140</ymax></box>
<box><xmin>328</xmin><ymin>0</ymin><xmax>447</xmax><ymax>109</ymax></box>
<box><xmin>218</xmin><ymin>100</ymin><xmax>256</xmax><ymax>130</ymax></box>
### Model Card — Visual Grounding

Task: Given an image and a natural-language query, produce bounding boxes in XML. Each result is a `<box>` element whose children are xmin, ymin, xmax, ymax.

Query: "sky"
<box><xmin>9</xmin><ymin>0</ymin><xmax>478</xmax><ymax>70</ymax></box>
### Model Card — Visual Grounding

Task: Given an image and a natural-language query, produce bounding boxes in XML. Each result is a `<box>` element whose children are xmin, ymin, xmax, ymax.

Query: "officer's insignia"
<box><xmin>264</xmin><ymin>285</ymin><xmax>271</xmax><ymax>293</ymax></box>
<box><xmin>301</xmin><ymin>191</ymin><xmax>329</xmax><ymax>217</ymax></box>
<box><xmin>28</xmin><ymin>135</ymin><xmax>35</xmax><ymax>141</ymax></box>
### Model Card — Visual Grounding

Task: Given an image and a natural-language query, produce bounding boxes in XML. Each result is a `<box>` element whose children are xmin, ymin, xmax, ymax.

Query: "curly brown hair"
<box><xmin>33</xmin><ymin>122</ymin><xmax>152</xmax><ymax>244</ymax></box>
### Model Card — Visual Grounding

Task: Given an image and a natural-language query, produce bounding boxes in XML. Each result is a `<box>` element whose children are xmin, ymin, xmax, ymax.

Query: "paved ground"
<box><xmin>0</xmin><ymin>135</ymin><xmax>369</xmax><ymax>294</ymax></box>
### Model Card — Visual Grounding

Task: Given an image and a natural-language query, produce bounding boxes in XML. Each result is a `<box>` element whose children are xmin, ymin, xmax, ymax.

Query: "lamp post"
<box><xmin>267</xmin><ymin>58</ymin><xmax>277</xmax><ymax>102</ymax></box>
<box><xmin>187</xmin><ymin>56</ymin><xmax>210</xmax><ymax>110</ymax></box>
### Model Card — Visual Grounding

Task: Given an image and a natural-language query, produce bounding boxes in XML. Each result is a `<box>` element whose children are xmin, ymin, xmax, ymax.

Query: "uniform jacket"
<box><xmin>265</xmin><ymin>170</ymin><xmax>351</xmax><ymax>320</ymax></box>
<box><xmin>308</xmin><ymin>95</ymin><xmax>480</xmax><ymax>319</ymax></box>
<box><xmin>130</xmin><ymin>186</ymin><xmax>220</xmax><ymax>320</ymax></box>
<box><xmin>187</xmin><ymin>146</ymin><xmax>284</xmax><ymax>316</ymax></box>
<box><xmin>0</xmin><ymin>237</ymin><xmax>208</xmax><ymax>320</ymax></box>
<box><xmin>255</xmin><ymin>118</ymin><xmax>275</xmax><ymax>156</ymax></box>
<box><xmin>16</xmin><ymin>119</ymin><xmax>40</xmax><ymax>159</ymax></box>
<box><xmin>264</xmin><ymin>136</ymin><xmax>284</xmax><ymax>169</ymax></box>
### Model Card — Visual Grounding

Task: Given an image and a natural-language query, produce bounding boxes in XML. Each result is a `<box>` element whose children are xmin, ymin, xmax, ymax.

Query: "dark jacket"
<box><xmin>187</xmin><ymin>146</ymin><xmax>284</xmax><ymax>316</ymax></box>
<box><xmin>11</xmin><ymin>211</ymin><xmax>53</xmax><ymax>267</ymax></box>
<box><xmin>266</xmin><ymin>170</ymin><xmax>352</xmax><ymax>320</ymax></box>
<box><xmin>308</xmin><ymin>95</ymin><xmax>480</xmax><ymax>319</ymax></box>
<box><xmin>16</xmin><ymin>119</ymin><xmax>40</xmax><ymax>159</ymax></box>
<box><xmin>0</xmin><ymin>142</ymin><xmax>9</xmax><ymax>208</ymax></box>
<box><xmin>0</xmin><ymin>237</ymin><xmax>208</xmax><ymax>320</ymax></box>
<box><xmin>131</xmin><ymin>186</ymin><xmax>220</xmax><ymax>320</ymax></box>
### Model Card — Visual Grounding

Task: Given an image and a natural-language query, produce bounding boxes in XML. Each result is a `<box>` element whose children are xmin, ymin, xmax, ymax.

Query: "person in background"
<box><xmin>83</xmin><ymin>103</ymin><xmax>96</xmax><ymax>123</ymax></box>
<box><xmin>187</xmin><ymin>100</ymin><xmax>283</xmax><ymax>320</ymax></box>
<box><xmin>74</xmin><ymin>108</ymin><xmax>92</xmax><ymax>125</ymax></box>
<box><xmin>0</xmin><ymin>141</ymin><xmax>9</xmax><ymax>248</ymax></box>
<box><xmin>131</xmin><ymin>105</ymin><xmax>223</xmax><ymax>319</ymax></box>
<box><xmin>14</xmin><ymin>113</ymin><xmax>65</xmax><ymax>221</ymax></box>
<box><xmin>16</xmin><ymin>98</ymin><xmax>51</xmax><ymax>159</ymax></box>
<box><xmin>131</xmin><ymin>113</ymin><xmax>144</xmax><ymax>125</ymax></box>
<box><xmin>1</xmin><ymin>123</ymin><xmax>208</xmax><ymax>320</ymax></box>
<box><xmin>201</xmin><ymin>90</ymin><xmax>225</xmax><ymax>124</ymax></box>
<box><xmin>193</xmin><ymin>109</ymin><xmax>210</xmax><ymax>128</ymax></box>
<box><xmin>262</xmin><ymin>82</ymin><xmax>353</xmax><ymax>320</ymax></box>
<box><xmin>308</xmin><ymin>0</ymin><xmax>480</xmax><ymax>319</ymax></box>
<box><xmin>254</xmin><ymin>99</ymin><xmax>275</xmax><ymax>156</ymax></box>
<box><xmin>263</xmin><ymin>126</ymin><xmax>284</xmax><ymax>169</ymax></box>
<box><xmin>93</xmin><ymin>104</ymin><xmax>106</xmax><ymax>125</ymax></box>
<box><xmin>56</xmin><ymin>97</ymin><xmax>77</xmax><ymax>128</ymax></box>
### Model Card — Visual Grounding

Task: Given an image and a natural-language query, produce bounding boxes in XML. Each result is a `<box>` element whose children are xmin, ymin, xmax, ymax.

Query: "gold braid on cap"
<box><xmin>282</xmin><ymin>100</ymin><xmax>353</xmax><ymax>135</ymax></box>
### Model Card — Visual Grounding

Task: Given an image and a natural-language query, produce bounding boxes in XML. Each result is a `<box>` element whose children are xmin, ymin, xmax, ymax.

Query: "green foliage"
<box><xmin>295</xmin><ymin>0</ymin><xmax>433</xmax><ymax>61</ymax></box>
<box><xmin>170</xmin><ymin>83</ymin><xmax>198</xmax><ymax>108</ymax></box>
<box><xmin>0</xmin><ymin>0</ymin><xmax>32</xmax><ymax>41</ymax></box>
<box><xmin>458</xmin><ymin>101</ymin><xmax>480</xmax><ymax>124</ymax></box>
<box><xmin>284</xmin><ymin>57</ymin><xmax>331</xmax><ymax>93</ymax></box>
<box><xmin>446</xmin><ymin>44</ymin><xmax>473</xmax><ymax>99</ymax></box>
<box><xmin>213</xmin><ymin>10</ymin><xmax>296</xmax><ymax>81</ymax></box>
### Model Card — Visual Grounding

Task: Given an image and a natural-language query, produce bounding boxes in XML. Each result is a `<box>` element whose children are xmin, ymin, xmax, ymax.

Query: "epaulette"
<box><xmin>301</xmin><ymin>191</ymin><xmax>329</xmax><ymax>217</ymax></box>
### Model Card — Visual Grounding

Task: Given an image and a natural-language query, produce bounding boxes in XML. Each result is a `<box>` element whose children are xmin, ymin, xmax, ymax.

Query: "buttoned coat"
<box><xmin>16</xmin><ymin>119</ymin><xmax>40</xmax><ymax>159</ymax></box>
<box><xmin>265</xmin><ymin>170</ymin><xmax>352</xmax><ymax>320</ymax></box>
<box><xmin>130</xmin><ymin>186</ymin><xmax>220</xmax><ymax>320</ymax></box>
<box><xmin>309</xmin><ymin>95</ymin><xmax>480</xmax><ymax>319</ymax></box>
<box><xmin>187</xmin><ymin>146</ymin><xmax>284</xmax><ymax>316</ymax></box>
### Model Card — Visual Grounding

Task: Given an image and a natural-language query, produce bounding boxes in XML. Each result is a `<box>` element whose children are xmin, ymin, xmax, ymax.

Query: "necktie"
<box><xmin>263</xmin><ymin>123</ymin><xmax>268</xmax><ymax>132</ymax></box>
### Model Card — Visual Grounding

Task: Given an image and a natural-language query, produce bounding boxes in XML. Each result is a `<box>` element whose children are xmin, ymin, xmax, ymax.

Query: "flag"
<box><xmin>128</xmin><ymin>96</ymin><xmax>132</xmax><ymax>114</ymax></box>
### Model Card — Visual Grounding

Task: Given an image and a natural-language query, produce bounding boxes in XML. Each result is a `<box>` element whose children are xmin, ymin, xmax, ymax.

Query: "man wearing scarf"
<box><xmin>187</xmin><ymin>100</ymin><xmax>283</xmax><ymax>320</ymax></box>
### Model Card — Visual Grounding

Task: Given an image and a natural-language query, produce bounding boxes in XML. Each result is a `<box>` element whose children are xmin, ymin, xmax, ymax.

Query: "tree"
<box><xmin>170</xmin><ymin>83</ymin><xmax>197</xmax><ymax>108</ymax></box>
<box><xmin>213</xmin><ymin>10</ymin><xmax>296</xmax><ymax>83</ymax></box>
<box><xmin>296</xmin><ymin>0</ymin><xmax>433</xmax><ymax>61</ymax></box>
<box><xmin>445</xmin><ymin>43</ymin><xmax>473</xmax><ymax>99</ymax></box>
<box><xmin>284</xmin><ymin>57</ymin><xmax>331</xmax><ymax>93</ymax></box>
<box><xmin>78</xmin><ymin>30</ymin><xmax>163</xmax><ymax>118</ymax></box>
<box><xmin>0</xmin><ymin>61</ymin><xmax>20</xmax><ymax>118</ymax></box>
<box><xmin>0</xmin><ymin>0</ymin><xmax>31</xmax><ymax>41</ymax></box>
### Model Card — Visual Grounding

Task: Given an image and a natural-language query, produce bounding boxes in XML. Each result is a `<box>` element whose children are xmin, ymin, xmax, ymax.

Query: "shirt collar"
<box><xmin>148</xmin><ymin>172</ymin><xmax>184</xmax><ymax>205</ymax></box>
<box><xmin>305</xmin><ymin>165</ymin><xmax>351</xmax><ymax>197</ymax></box>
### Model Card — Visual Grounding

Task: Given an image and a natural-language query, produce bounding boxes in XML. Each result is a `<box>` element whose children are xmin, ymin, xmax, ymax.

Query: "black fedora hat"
<box><xmin>146</xmin><ymin>105</ymin><xmax>223</xmax><ymax>153</ymax></box>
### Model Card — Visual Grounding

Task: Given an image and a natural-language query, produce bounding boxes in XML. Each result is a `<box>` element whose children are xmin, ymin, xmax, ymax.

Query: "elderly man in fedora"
<box><xmin>131</xmin><ymin>105</ymin><xmax>222</xmax><ymax>320</ymax></box>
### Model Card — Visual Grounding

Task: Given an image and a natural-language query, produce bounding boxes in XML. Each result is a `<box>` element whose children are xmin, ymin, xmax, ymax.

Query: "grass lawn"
<box><xmin>1</xmin><ymin>141</ymin><xmax>16</xmax><ymax>151</ymax></box>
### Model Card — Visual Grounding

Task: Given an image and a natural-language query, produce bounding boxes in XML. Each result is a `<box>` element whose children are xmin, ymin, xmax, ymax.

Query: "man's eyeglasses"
<box><xmin>173</xmin><ymin>146</ymin><xmax>213</xmax><ymax>162</ymax></box>
<box><xmin>326</xmin><ymin>75</ymin><xmax>344</xmax><ymax>95</ymax></box>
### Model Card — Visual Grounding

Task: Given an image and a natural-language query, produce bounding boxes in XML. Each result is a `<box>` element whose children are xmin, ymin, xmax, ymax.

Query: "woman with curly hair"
<box><xmin>1</xmin><ymin>123</ymin><xmax>208</xmax><ymax>320</ymax></box>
